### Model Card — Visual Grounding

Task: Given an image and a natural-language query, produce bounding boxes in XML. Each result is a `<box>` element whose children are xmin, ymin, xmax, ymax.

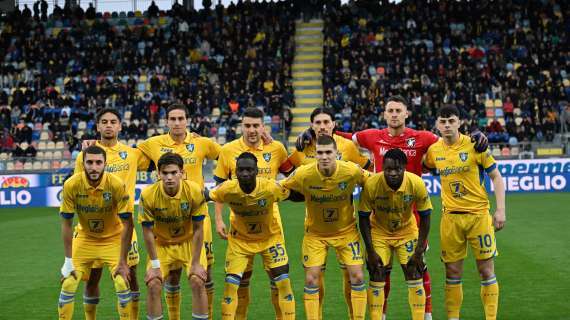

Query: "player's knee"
<box><xmin>305</xmin><ymin>272</ymin><xmax>320</xmax><ymax>287</ymax></box>
<box><xmin>61</xmin><ymin>274</ymin><xmax>81</xmax><ymax>293</ymax></box>
<box><xmin>85</xmin><ymin>268</ymin><xmax>102</xmax><ymax>289</ymax></box>
<box><xmin>113</xmin><ymin>274</ymin><xmax>129</xmax><ymax>292</ymax></box>
<box><xmin>147</xmin><ymin>278</ymin><xmax>162</xmax><ymax>296</ymax></box>
<box><xmin>189</xmin><ymin>275</ymin><xmax>206</xmax><ymax>293</ymax></box>
<box><xmin>369</xmin><ymin>268</ymin><xmax>386</xmax><ymax>282</ymax></box>
<box><xmin>166</xmin><ymin>269</ymin><xmax>182</xmax><ymax>285</ymax></box>
<box><xmin>269</xmin><ymin>265</ymin><xmax>289</xmax><ymax>279</ymax></box>
<box><xmin>476</xmin><ymin>259</ymin><xmax>495</xmax><ymax>279</ymax></box>
<box><xmin>445</xmin><ymin>263</ymin><xmax>463</xmax><ymax>278</ymax></box>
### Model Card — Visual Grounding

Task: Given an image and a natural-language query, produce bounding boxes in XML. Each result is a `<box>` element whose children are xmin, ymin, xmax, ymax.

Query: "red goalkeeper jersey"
<box><xmin>354</xmin><ymin>128</ymin><xmax>439</xmax><ymax>175</ymax></box>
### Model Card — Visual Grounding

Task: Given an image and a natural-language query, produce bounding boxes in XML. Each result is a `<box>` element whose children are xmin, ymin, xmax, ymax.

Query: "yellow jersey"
<box><xmin>281</xmin><ymin>160</ymin><xmax>369</xmax><ymax>237</ymax></box>
<box><xmin>425</xmin><ymin>134</ymin><xmax>497</xmax><ymax>215</ymax></box>
<box><xmin>213</xmin><ymin>137</ymin><xmax>288</xmax><ymax>181</ymax></box>
<box><xmin>288</xmin><ymin>134</ymin><xmax>370</xmax><ymax>169</ymax></box>
<box><xmin>74</xmin><ymin>141</ymin><xmax>150</xmax><ymax>211</ymax></box>
<box><xmin>139</xmin><ymin>180</ymin><xmax>207</xmax><ymax>245</ymax></box>
<box><xmin>207</xmin><ymin>178</ymin><xmax>290</xmax><ymax>241</ymax></box>
<box><xmin>137</xmin><ymin>131</ymin><xmax>221</xmax><ymax>188</ymax></box>
<box><xmin>358</xmin><ymin>171</ymin><xmax>432</xmax><ymax>239</ymax></box>
<box><xmin>60</xmin><ymin>172</ymin><xmax>131</xmax><ymax>240</ymax></box>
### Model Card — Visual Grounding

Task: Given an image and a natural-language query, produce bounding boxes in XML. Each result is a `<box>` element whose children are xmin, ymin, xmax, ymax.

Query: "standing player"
<box><xmin>279</xmin><ymin>107</ymin><xmax>371</xmax><ymax>319</ymax></box>
<box><xmin>207</xmin><ymin>152</ymin><xmax>299</xmax><ymax>319</ymax></box>
<box><xmin>139</xmin><ymin>153</ymin><xmax>209</xmax><ymax>320</ymax></box>
<box><xmin>358</xmin><ymin>149</ymin><xmax>432</xmax><ymax>320</ymax></box>
<box><xmin>58</xmin><ymin>146</ymin><xmax>133</xmax><ymax>320</ymax></box>
<box><xmin>74</xmin><ymin>108</ymin><xmax>150</xmax><ymax>320</ymax></box>
<box><xmin>424</xmin><ymin>105</ymin><xmax>505</xmax><ymax>320</ymax></box>
<box><xmin>212</xmin><ymin>107</ymin><xmax>289</xmax><ymax>319</ymax></box>
<box><xmin>137</xmin><ymin>104</ymin><xmax>221</xmax><ymax>319</ymax></box>
<box><xmin>299</xmin><ymin>95</ymin><xmax>488</xmax><ymax>320</ymax></box>
<box><xmin>281</xmin><ymin>135</ymin><xmax>369</xmax><ymax>320</ymax></box>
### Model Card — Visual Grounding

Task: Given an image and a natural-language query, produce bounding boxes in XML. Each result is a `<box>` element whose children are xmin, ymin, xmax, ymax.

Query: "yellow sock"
<box><xmin>114</xmin><ymin>276</ymin><xmax>132</xmax><ymax>320</ymax></box>
<box><xmin>270</xmin><ymin>281</ymin><xmax>283</xmax><ymax>320</ymax></box>
<box><xmin>368</xmin><ymin>281</ymin><xmax>385</xmax><ymax>320</ymax></box>
<box><xmin>341</xmin><ymin>268</ymin><xmax>353</xmax><ymax>319</ymax></box>
<box><xmin>58</xmin><ymin>273</ymin><xmax>81</xmax><ymax>320</ymax></box>
<box><xmin>445</xmin><ymin>278</ymin><xmax>463</xmax><ymax>319</ymax></box>
<box><xmin>164</xmin><ymin>283</ymin><xmax>181</xmax><ymax>320</ymax></box>
<box><xmin>481</xmin><ymin>276</ymin><xmax>499</xmax><ymax>320</ymax></box>
<box><xmin>130</xmin><ymin>291</ymin><xmax>140</xmax><ymax>320</ymax></box>
<box><xmin>83</xmin><ymin>295</ymin><xmax>99</xmax><ymax>320</ymax></box>
<box><xmin>222</xmin><ymin>275</ymin><xmax>240</xmax><ymax>320</ymax></box>
<box><xmin>304</xmin><ymin>285</ymin><xmax>320</xmax><ymax>320</ymax></box>
<box><xmin>407</xmin><ymin>279</ymin><xmax>425</xmax><ymax>320</ymax></box>
<box><xmin>206</xmin><ymin>281</ymin><xmax>214</xmax><ymax>320</ymax></box>
<box><xmin>235</xmin><ymin>281</ymin><xmax>250</xmax><ymax>320</ymax></box>
<box><xmin>350</xmin><ymin>282</ymin><xmax>367</xmax><ymax>320</ymax></box>
<box><xmin>318</xmin><ymin>271</ymin><xmax>325</xmax><ymax>319</ymax></box>
<box><xmin>274</xmin><ymin>275</ymin><xmax>296</xmax><ymax>320</ymax></box>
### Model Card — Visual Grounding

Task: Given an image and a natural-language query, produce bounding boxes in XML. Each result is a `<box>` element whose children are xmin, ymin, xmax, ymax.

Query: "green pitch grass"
<box><xmin>1</xmin><ymin>193</ymin><xmax>569</xmax><ymax>319</ymax></box>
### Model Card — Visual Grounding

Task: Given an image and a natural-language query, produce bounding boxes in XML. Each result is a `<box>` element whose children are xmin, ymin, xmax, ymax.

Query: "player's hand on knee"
<box><xmin>81</xmin><ymin>139</ymin><xmax>97</xmax><ymax>150</ymax></box>
<box><xmin>114</xmin><ymin>261</ymin><xmax>131</xmax><ymax>283</ymax></box>
<box><xmin>60</xmin><ymin>257</ymin><xmax>76</xmax><ymax>280</ymax></box>
<box><xmin>145</xmin><ymin>268</ymin><xmax>163</xmax><ymax>286</ymax></box>
<box><xmin>470</xmin><ymin>129</ymin><xmax>489</xmax><ymax>153</ymax></box>
<box><xmin>406</xmin><ymin>253</ymin><xmax>425</xmax><ymax>278</ymax></box>
<box><xmin>190</xmin><ymin>263</ymin><xmax>207</xmax><ymax>282</ymax></box>
<box><xmin>216</xmin><ymin>220</ymin><xmax>228</xmax><ymax>240</ymax></box>
<box><xmin>366</xmin><ymin>250</ymin><xmax>383</xmax><ymax>273</ymax></box>
<box><xmin>295</xmin><ymin>128</ymin><xmax>315</xmax><ymax>152</ymax></box>
<box><xmin>493</xmin><ymin>208</ymin><xmax>506</xmax><ymax>231</ymax></box>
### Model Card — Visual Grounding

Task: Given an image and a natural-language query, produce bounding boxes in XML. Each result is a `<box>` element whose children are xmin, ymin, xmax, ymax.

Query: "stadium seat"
<box><xmin>63</xmin><ymin>150</ymin><xmax>72</xmax><ymax>159</ymax></box>
<box><xmin>136</xmin><ymin>139</ymin><xmax>145</xmax><ymax>146</ymax></box>
<box><xmin>78</xmin><ymin>121</ymin><xmax>87</xmax><ymax>130</ymax></box>
<box><xmin>40</xmin><ymin>131</ymin><xmax>49</xmax><ymax>141</ymax></box>
<box><xmin>7</xmin><ymin>162</ymin><xmax>14</xmax><ymax>171</ymax></box>
<box><xmin>513</xmin><ymin>108</ymin><xmax>522</xmax><ymax>116</ymax></box>
<box><xmin>492</xmin><ymin>147</ymin><xmax>501</xmax><ymax>157</ymax></box>
<box><xmin>501</xmin><ymin>147</ymin><xmax>511</xmax><ymax>156</ymax></box>
<box><xmin>218</xmin><ymin>136</ymin><xmax>226</xmax><ymax>145</ymax></box>
<box><xmin>157</xmin><ymin>128</ymin><xmax>165</xmax><ymax>134</ymax></box>
<box><xmin>55</xmin><ymin>141</ymin><xmax>64</xmax><ymax>149</ymax></box>
<box><xmin>36</xmin><ymin>151</ymin><xmax>45</xmax><ymax>159</ymax></box>
<box><xmin>159</xmin><ymin>119</ymin><xmax>166</xmax><ymax>127</ymax></box>
<box><xmin>511</xmin><ymin>146</ymin><xmax>520</xmax><ymax>156</ymax></box>
<box><xmin>61</xmin><ymin>160</ymin><xmax>70</xmax><ymax>168</ymax></box>
<box><xmin>486</xmin><ymin>109</ymin><xmax>495</xmax><ymax>117</ymax></box>
<box><xmin>124</xmin><ymin>111</ymin><xmax>132</xmax><ymax>120</ymax></box>
<box><xmin>127</xmin><ymin>139</ymin><xmax>136</xmax><ymax>146</ymax></box>
<box><xmin>495</xmin><ymin>109</ymin><xmax>504</xmax><ymax>117</ymax></box>
<box><xmin>120</xmin><ymin>139</ymin><xmax>128</xmax><ymax>145</ymax></box>
<box><xmin>15</xmin><ymin>161</ymin><xmax>24</xmax><ymax>170</ymax></box>
<box><xmin>485</xmin><ymin>100</ymin><xmax>494</xmax><ymax>108</ymax></box>
<box><xmin>44</xmin><ymin>151</ymin><xmax>53</xmax><ymax>159</ymax></box>
<box><xmin>497</xmin><ymin>118</ymin><xmax>505</xmax><ymax>126</ymax></box>
<box><xmin>52</xmin><ymin>161</ymin><xmax>61</xmax><ymax>169</ymax></box>
<box><xmin>33</xmin><ymin>161</ymin><xmax>42</xmax><ymax>170</ymax></box>
<box><xmin>47</xmin><ymin>141</ymin><xmax>56</xmax><ymax>149</ymax></box>
<box><xmin>0</xmin><ymin>153</ymin><xmax>8</xmax><ymax>160</ymax></box>
<box><xmin>23</xmin><ymin>162</ymin><xmax>32</xmax><ymax>170</ymax></box>
<box><xmin>515</xmin><ymin>117</ymin><xmax>523</xmax><ymax>126</ymax></box>
<box><xmin>494</xmin><ymin>99</ymin><xmax>503</xmax><ymax>108</ymax></box>
<box><xmin>53</xmin><ymin>151</ymin><xmax>63</xmax><ymax>159</ymax></box>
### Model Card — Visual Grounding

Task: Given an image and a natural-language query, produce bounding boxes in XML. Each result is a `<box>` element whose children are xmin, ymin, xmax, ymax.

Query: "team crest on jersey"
<box><xmin>119</xmin><ymin>151</ymin><xmax>128</xmax><ymax>160</ymax></box>
<box><xmin>403</xmin><ymin>194</ymin><xmax>413</xmax><ymax>203</ymax></box>
<box><xmin>459</xmin><ymin>152</ymin><xmax>468</xmax><ymax>162</ymax></box>
<box><xmin>102</xmin><ymin>192</ymin><xmax>112</xmax><ymax>202</ymax></box>
<box><xmin>406</xmin><ymin>138</ymin><xmax>416</xmax><ymax>148</ymax></box>
<box><xmin>336</xmin><ymin>153</ymin><xmax>342</xmax><ymax>160</ymax></box>
<box><xmin>338</xmin><ymin>182</ymin><xmax>348</xmax><ymax>190</ymax></box>
<box><xmin>180</xmin><ymin>202</ymin><xmax>189</xmax><ymax>211</ymax></box>
<box><xmin>258</xmin><ymin>199</ymin><xmax>267</xmax><ymax>207</ymax></box>
<box><xmin>263</xmin><ymin>152</ymin><xmax>271</xmax><ymax>162</ymax></box>
<box><xmin>186</xmin><ymin>144</ymin><xmax>195</xmax><ymax>152</ymax></box>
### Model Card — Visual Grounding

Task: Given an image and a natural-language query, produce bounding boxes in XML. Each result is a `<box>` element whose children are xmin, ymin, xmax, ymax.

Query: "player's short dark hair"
<box><xmin>310</xmin><ymin>107</ymin><xmax>335</xmax><ymax>123</ymax></box>
<box><xmin>316</xmin><ymin>135</ymin><xmax>337</xmax><ymax>149</ymax></box>
<box><xmin>237</xmin><ymin>152</ymin><xmax>258</xmax><ymax>166</ymax></box>
<box><xmin>83</xmin><ymin>145</ymin><xmax>106</xmax><ymax>162</ymax></box>
<box><xmin>437</xmin><ymin>105</ymin><xmax>460</xmax><ymax>118</ymax></box>
<box><xmin>242</xmin><ymin>107</ymin><xmax>264</xmax><ymax>119</ymax></box>
<box><xmin>157</xmin><ymin>152</ymin><xmax>184</xmax><ymax>171</ymax></box>
<box><xmin>383</xmin><ymin>148</ymin><xmax>407</xmax><ymax>167</ymax></box>
<box><xmin>96</xmin><ymin>108</ymin><xmax>122</xmax><ymax>123</ymax></box>
<box><xmin>386</xmin><ymin>95</ymin><xmax>409</xmax><ymax>109</ymax></box>
<box><xmin>166</xmin><ymin>103</ymin><xmax>189</xmax><ymax>119</ymax></box>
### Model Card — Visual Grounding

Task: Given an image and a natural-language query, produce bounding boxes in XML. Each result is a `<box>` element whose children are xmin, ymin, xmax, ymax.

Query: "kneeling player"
<box><xmin>206</xmin><ymin>152</ymin><xmax>300</xmax><ymax>320</ymax></box>
<box><xmin>139</xmin><ymin>153</ymin><xmax>209</xmax><ymax>320</ymax></box>
<box><xmin>58</xmin><ymin>146</ymin><xmax>133</xmax><ymax>320</ymax></box>
<box><xmin>359</xmin><ymin>148</ymin><xmax>432</xmax><ymax>320</ymax></box>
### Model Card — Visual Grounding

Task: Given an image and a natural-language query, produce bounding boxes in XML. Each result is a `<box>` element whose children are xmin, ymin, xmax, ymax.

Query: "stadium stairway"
<box><xmin>289</xmin><ymin>19</ymin><xmax>324</xmax><ymax>150</ymax></box>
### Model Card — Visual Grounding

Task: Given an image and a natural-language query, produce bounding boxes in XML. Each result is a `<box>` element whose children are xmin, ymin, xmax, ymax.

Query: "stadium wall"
<box><xmin>0</xmin><ymin>158</ymin><xmax>569</xmax><ymax>208</ymax></box>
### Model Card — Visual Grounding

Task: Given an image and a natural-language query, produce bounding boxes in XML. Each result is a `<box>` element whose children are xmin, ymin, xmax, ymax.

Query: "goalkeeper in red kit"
<box><xmin>296</xmin><ymin>95</ymin><xmax>488</xmax><ymax>320</ymax></box>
